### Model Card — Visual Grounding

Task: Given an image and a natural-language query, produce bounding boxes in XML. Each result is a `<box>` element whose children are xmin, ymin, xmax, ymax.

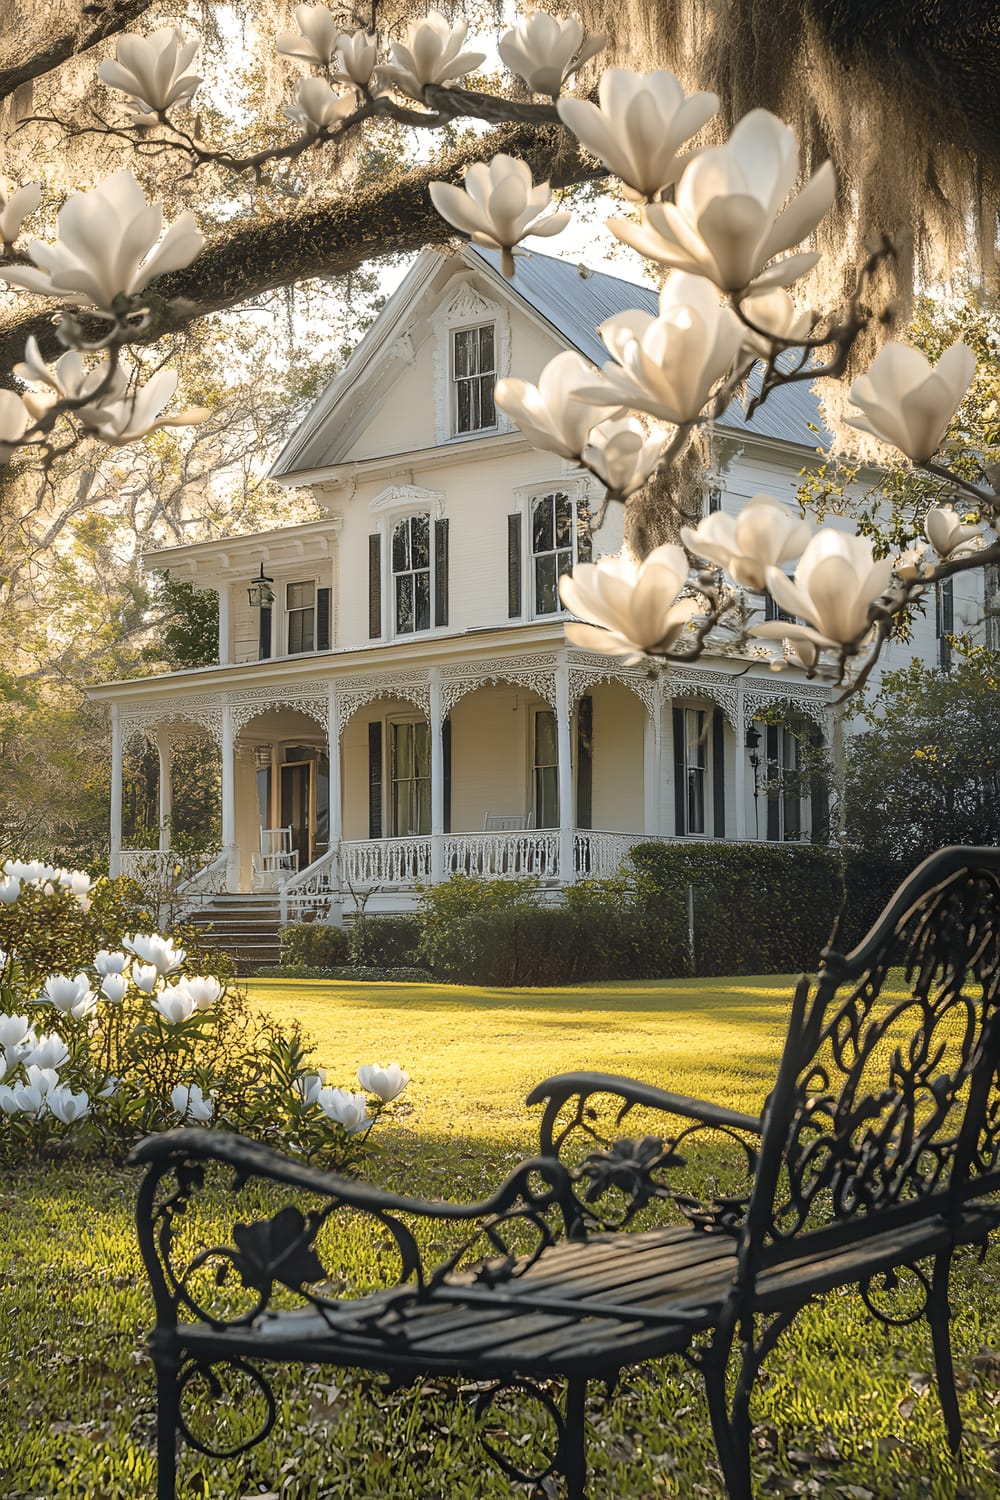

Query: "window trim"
<box><xmin>511</xmin><ymin>476</ymin><xmax>597</xmax><ymax>623</ymax></box>
<box><xmin>451</xmin><ymin>322</ymin><xmax>498</xmax><ymax>437</ymax></box>
<box><xmin>285</xmin><ymin>579</ymin><xmax>316</xmax><ymax>656</ymax></box>
<box><xmin>433</xmin><ymin>277</ymin><xmax>511</xmax><ymax>444</ymax></box>
<box><xmin>390</xmin><ymin>512</ymin><xmax>433</xmax><ymax>637</ymax></box>
<box><xmin>367</xmin><ymin>488</ymin><xmax>449</xmax><ymax>643</ymax></box>
<box><xmin>388</xmin><ymin>715</ymin><xmax>432</xmax><ymax>838</ymax></box>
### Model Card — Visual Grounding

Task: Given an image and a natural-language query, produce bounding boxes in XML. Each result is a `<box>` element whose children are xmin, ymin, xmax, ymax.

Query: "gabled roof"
<box><xmin>270</xmin><ymin>242</ymin><xmax>830</xmax><ymax>481</ymax></box>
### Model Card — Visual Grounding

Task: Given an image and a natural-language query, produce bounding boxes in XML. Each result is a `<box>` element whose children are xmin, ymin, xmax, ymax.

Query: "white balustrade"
<box><xmin>117</xmin><ymin>849</ymin><xmax>172</xmax><ymax>884</ymax></box>
<box><xmin>574</xmin><ymin>831</ymin><xmax>650</xmax><ymax>879</ymax></box>
<box><xmin>444</xmin><ymin>830</ymin><xmax>559</xmax><ymax>879</ymax></box>
<box><xmin>282</xmin><ymin>846</ymin><xmax>340</xmax><ymax>923</ymax></box>
<box><xmin>341</xmin><ymin>837</ymin><xmax>433</xmax><ymax>888</ymax></box>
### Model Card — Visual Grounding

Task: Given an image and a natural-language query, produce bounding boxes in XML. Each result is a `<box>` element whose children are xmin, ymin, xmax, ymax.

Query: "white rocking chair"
<box><xmin>483</xmin><ymin>811</ymin><xmax>535</xmax><ymax>831</ymax></box>
<box><xmin>251</xmin><ymin>827</ymin><xmax>299</xmax><ymax>891</ymax></box>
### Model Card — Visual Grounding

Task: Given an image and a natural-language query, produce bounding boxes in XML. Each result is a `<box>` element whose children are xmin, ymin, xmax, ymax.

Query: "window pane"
<box><xmin>556</xmin><ymin>548</ymin><xmax>573</xmax><ymax>589</ymax></box>
<box><xmin>535</xmin><ymin>709</ymin><xmax>557</xmax><ymax>765</ymax></box>
<box><xmin>687</xmin><ymin>768</ymin><xmax>705</xmax><ymax>834</ymax></box>
<box><xmin>456</xmin><ymin>378</ymin><xmax>472</xmax><ymax>433</ymax></box>
<box><xmin>479</xmin><ymin>375</ymin><xmax>496</xmax><ymax>428</ymax></box>
<box><xmin>414</xmin><ymin>568</ymin><xmax>431</xmax><ymax>631</ymax></box>
<box><xmin>392</xmin><ymin>520</ymin><xmax>409</xmax><ymax>572</ymax></box>
<box><xmin>535</xmin><ymin>553</ymin><xmax>557</xmax><ymax>615</ymax></box>
<box><xmin>286</xmin><ymin>581</ymin><xmax>314</xmax><ymax>610</ymax></box>
<box><xmin>478</xmin><ymin>324</ymin><xmax>494</xmax><ymax>372</ymax></box>
<box><xmin>554</xmin><ymin>493</ymin><xmax>573</xmax><ymax>547</ymax></box>
<box><xmin>532</xmin><ymin>496</ymin><xmax>553</xmax><ymax>552</ymax></box>
<box><xmin>454</xmin><ymin>329</ymin><xmax>474</xmax><ymax>378</ymax></box>
<box><xmin>287</xmin><ymin>608</ymin><xmax>314</xmax><ymax>654</ymax></box>
<box><xmin>411</xmin><ymin>513</ymin><xmax>430</xmax><ymax>568</ymax></box>
<box><xmin>685</xmin><ymin>710</ymin><xmax>706</xmax><ymax>769</ymax></box>
<box><xmin>396</xmin><ymin>573</ymin><xmax>413</xmax><ymax>633</ymax></box>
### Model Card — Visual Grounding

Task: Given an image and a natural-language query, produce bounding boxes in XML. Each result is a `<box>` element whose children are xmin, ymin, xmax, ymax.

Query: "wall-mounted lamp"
<box><xmin>247</xmin><ymin>563</ymin><xmax>275</xmax><ymax>609</ymax></box>
<box><xmin>745</xmin><ymin>724</ymin><xmax>761</xmax><ymax>773</ymax></box>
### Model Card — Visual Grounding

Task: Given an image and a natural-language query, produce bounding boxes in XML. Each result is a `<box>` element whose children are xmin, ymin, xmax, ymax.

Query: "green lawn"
<box><xmin>2</xmin><ymin>977</ymin><xmax>1000</xmax><ymax>1499</ymax></box>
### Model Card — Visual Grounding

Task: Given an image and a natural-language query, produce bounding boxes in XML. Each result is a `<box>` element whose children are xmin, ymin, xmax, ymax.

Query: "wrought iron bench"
<box><xmin>132</xmin><ymin>845</ymin><xmax>1000</xmax><ymax>1499</ymax></box>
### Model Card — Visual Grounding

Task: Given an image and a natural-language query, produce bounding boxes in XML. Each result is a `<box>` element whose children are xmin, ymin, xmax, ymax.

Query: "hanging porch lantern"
<box><xmin>247</xmin><ymin>563</ymin><xmax>275</xmax><ymax>609</ymax></box>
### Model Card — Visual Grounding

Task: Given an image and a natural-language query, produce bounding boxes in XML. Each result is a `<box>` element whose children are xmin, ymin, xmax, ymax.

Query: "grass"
<box><xmin>3</xmin><ymin>976</ymin><xmax>1000</xmax><ymax>1499</ymax></box>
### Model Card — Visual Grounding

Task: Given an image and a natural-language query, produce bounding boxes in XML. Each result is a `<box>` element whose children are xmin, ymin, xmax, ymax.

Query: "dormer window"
<box><xmin>392</xmin><ymin>513</ymin><xmax>431</xmax><ymax>634</ymax></box>
<box><xmin>453</xmin><ymin>324</ymin><xmax>496</xmax><ymax>434</ymax></box>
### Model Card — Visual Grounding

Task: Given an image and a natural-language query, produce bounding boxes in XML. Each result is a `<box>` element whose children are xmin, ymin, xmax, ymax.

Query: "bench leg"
<box><xmin>702</xmin><ymin>1331</ymin><xmax>752</xmax><ymax>1500</ymax></box>
<box><xmin>929</xmin><ymin>1250</ymin><xmax>963</xmax><ymax>1453</ymax></box>
<box><xmin>560</xmin><ymin>1377</ymin><xmax>588</xmax><ymax>1500</ymax></box>
<box><xmin>154</xmin><ymin>1355</ymin><xmax>180</xmax><ymax>1500</ymax></box>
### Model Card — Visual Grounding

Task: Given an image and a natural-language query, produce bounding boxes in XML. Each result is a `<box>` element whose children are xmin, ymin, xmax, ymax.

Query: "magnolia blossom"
<box><xmin>0</xmin><ymin>391</ymin><xmax>29</xmax><ymax>460</ymax></box>
<box><xmin>100</xmin><ymin>973</ymin><xmax>129</xmax><ymax>1004</ymax></box>
<box><xmin>47</xmin><ymin>1086</ymin><xmax>92</xmax><ymax>1124</ymax></box>
<box><xmin>574</xmin><ymin>273</ymin><xmax>744</xmax><ymax>425</ymax></box>
<box><xmin>0</xmin><ymin>1081</ymin><xmax>44</xmax><ymax>1115</ymax></box>
<box><xmin>680</xmin><ymin>493</ymin><xmax>813</xmax><ymax>590</ymax></box>
<box><xmin>282</xmin><ymin>77</ymin><xmax>357</xmax><ymax>132</ymax></box>
<box><xmin>0</xmin><ymin>1015</ymin><xmax>32</xmax><ymax>1051</ymax></box>
<box><xmin>430</xmin><ymin>155</ymin><xmax>570</xmax><ymax>278</ymax></box>
<box><xmin>494</xmin><ymin>350</ymin><xmax>623</xmax><ymax>460</ymax></box>
<box><xmin>316</xmin><ymin>1086</ymin><xmax>371</xmax><ymax>1133</ymax></box>
<box><xmin>559</xmin><ymin>544</ymin><xmax>696</xmax><ymax>662</ymax></box>
<box><xmin>98</xmin><ymin>27</ymin><xmax>202</xmax><ymax>117</ymax></box>
<box><xmin>276</xmin><ymin>4</ymin><xmax>340</xmax><ymax>67</ymax></box>
<box><xmin>0</xmin><ymin>876</ymin><xmax>18</xmax><ymax>905</ymax></box>
<box><xmin>0</xmin><ymin>169</ymin><xmax>204</xmax><ymax>316</ymax></box>
<box><xmin>151</xmin><ymin>984</ymin><xmax>198</xmax><ymax>1025</ymax></box>
<box><xmin>24</xmin><ymin>1033</ymin><xmax>69</xmax><ymax>1071</ymax></box>
<box><xmin>0</xmin><ymin>179</ymin><xmax>42</xmax><ymax>245</ymax></box>
<box><xmin>183</xmin><ymin>975</ymin><xmax>222</xmax><ymax>1011</ymax></box>
<box><xmin>583</xmin><ymin>417</ymin><xmax>668</xmax><ymax>498</ymax></box>
<box><xmin>751</xmin><ymin>529</ymin><xmax>896</xmax><ymax>652</ymax></box>
<box><xmin>383</xmin><ymin>12</ymin><xmax>486</xmax><ymax>100</ymax></box>
<box><xmin>925</xmin><ymin>505</ymin><xmax>982</xmax><ymax>559</ymax></box>
<box><xmin>609</xmin><ymin>109</ymin><xmax>836</xmax><ymax>293</ymax></box>
<box><xmin>335</xmin><ymin>30</ymin><xmax>378</xmax><ymax>90</ymax></box>
<box><xmin>57</xmin><ymin>869</ymin><xmax>95</xmax><ymax>909</ymax></box>
<box><xmin>557</xmin><ymin>69</ymin><xmax>717</xmax><ymax>202</ymax></box>
<box><xmin>73</xmin><ymin>367</ymin><xmax>209</xmax><ymax>447</ymax></box>
<box><xmin>357</xmin><ymin>1062</ymin><xmax>409</xmax><ymax>1102</ymax></box>
<box><xmin>498</xmin><ymin>13</ymin><xmax>605</xmax><ymax>98</ymax></box>
<box><xmin>738</xmin><ymin>287</ymin><xmax>814</xmax><ymax>358</ymax></box>
<box><xmin>294</xmin><ymin>1069</ymin><xmax>326</xmax><ymax>1105</ymax></box>
<box><xmin>124</xmin><ymin>933</ymin><xmax>185</xmax><ymax>975</ymax></box>
<box><xmin>846</xmin><ymin>340</ymin><xmax>977</xmax><ymax>464</ymax></box>
<box><xmin>94</xmin><ymin>950</ymin><xmax>128</xmax><ymax>976</ymax></box>
<box><xmin>39</xmin><ymin>972</ymin><xmax>94</xmax><ymax>1017</ymax></box>
<box><xmin>171</xmin><ymin>1082</ymin><xmax>214</xmax><ymax>1122</ymax></box>
<box><xmin>4</xmin><ymin>859</ymin><xmax>57</xmax><ymax>883</ymax></box>
<box><xmin>24</xmin><ymin>1065</ymin><xmax>59</xmax><ymax>1097</ymax></box>
<box><xmin>132</xmin><ymin>962</ymin><xmax>159</xmax><ymax>994</ymax></box>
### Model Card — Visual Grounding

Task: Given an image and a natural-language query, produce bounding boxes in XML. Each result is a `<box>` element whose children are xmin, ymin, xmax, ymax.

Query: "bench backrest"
<box><xmin>742</xmin><ymin>847</ymin><xmax>1000</xmax><ymax>1268</ymax></box>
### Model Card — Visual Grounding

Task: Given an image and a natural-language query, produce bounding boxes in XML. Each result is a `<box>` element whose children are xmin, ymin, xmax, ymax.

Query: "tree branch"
<box><xmin>0</xmin><ymin>123</ymin><xmax>601</xmax><ymax>376</ymax></box>
<box><xmin>0</xmin><ymin>0</ymin><xmax>157</xmax><ymax>98</ymax></box>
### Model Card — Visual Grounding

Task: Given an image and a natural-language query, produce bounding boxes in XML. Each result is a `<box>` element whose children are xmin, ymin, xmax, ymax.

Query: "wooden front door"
<box><xmin>280</xmin><ymin>761</ymin><xmax>312</xmax><ymax>867</ymax></box>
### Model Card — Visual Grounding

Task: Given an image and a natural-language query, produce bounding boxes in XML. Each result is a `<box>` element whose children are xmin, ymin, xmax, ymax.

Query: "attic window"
<box><xmin>453</xmin><ymin>324</ymin><xmax>496</xmax><ymax>434</ymax></box>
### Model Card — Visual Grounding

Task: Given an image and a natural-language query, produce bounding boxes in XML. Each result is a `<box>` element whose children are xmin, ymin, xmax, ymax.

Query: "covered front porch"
<box><xmin>101</xmin><ymin>639</ymin><xmax>835</xmax><ymax>920</ymax></box>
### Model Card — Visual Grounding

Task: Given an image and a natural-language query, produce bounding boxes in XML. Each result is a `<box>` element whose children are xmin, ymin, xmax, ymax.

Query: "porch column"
<box><xmin>326</xmin><ymin>683</ymin><xmax>343</xmax><ymax>922</ymax></box>
<box><xmin>217</xmin><ymin>583</ymin><xmax>231</xmax><ymax>665</ymax></box>
<box><xmin>221</xmin><ymin>701</ymin><xmax>237</xmax><ymax>889</ymax></box>
<box><xmin>643</xmin><ymin>690</ymin><xmax>662</xmax><ymax>836</ymax></box>
<box><xmin>109</xmin><ymin>703</ymin><xmax>123</xmax><ymax>878</ymax></box>
<box><xmin>555</xmin><ymin>655</ymin><xmax>574</xmax><ymax>882</ymax></box>
<box><xmin>734</xmin><ymin>683</ymin><xmax>747</xmax><ymax>841</ymax></box>
<box><xmin>156</xmin><ymin>724</ymin><xmax>173</xmax><ymax>853</ymax></box>
<box><xmin>429</xmin><ymin>667</ymin><xmax>445</xmax><ymax>882</ymax></box>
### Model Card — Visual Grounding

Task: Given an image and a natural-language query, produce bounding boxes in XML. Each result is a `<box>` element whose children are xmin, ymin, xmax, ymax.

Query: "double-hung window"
<box><xmin>682</xmin><ymin>707</ymin><xmax>708</xmax><ymax>835</ymax></box>
<box><xmin>453</xmin><ymin>324</ymin><xmax>496</xmax><ymax>434</ymax></box>
<box><xmin>391</xmin><ymin>721</ymin><xmax>431</xmax><ymax>836</ymax></box>
<box><xmin>764</xmin><ymin>723</ymin><xmax>803</xmax><ymax>841</ymax></box>
<box><xmin>392</xmin><ymin>513</ymin><xmax>431</xmax><ymax>634</ymax></box>
<box><xmin>532</xmin><ymin>491</ymin><xmax>584</xmax><ymax>616</ymax></box>
<box><xmin>285</xmin><ymin>581</ymin><xmax>315</xmax><ymax>654</ymax></box>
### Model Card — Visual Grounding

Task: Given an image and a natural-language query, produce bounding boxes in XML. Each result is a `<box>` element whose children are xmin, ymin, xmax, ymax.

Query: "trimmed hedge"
<box><xmin>348</xmin><ymin>916</ymin><xmax>422</xmax><ymax>968</ymax></box>
<box><xmin>255</xmin><ymin>964</ymin><xmax>431</xmax><ymax>982</ymax></box>
<box><xmin>279</xmin><ymin>923</ymin><xmax>351</xmax><ymax>968</ymax></box>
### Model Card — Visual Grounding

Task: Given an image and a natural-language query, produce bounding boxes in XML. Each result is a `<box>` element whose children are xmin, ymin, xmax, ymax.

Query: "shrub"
<box><xmin>280</xmin><ymin>922</ymin><xmax>351</xmax><ymax>968</ymax></box>
<box><xmin>348</xmin><ymin>915</ymin><xmax>422</xmax><ymax>968</ymax></box>
<box><xmin>0</xmin><ymin>861</ymin><xmax>410</xmax><ymax>1165</ymax></box>
<box><xmin>417</xmin><ymin>874</ymin><xmax>537</xmax><ymax>973</ymax></box>
<box><xmin>255</xmin><ymin>964</ymin><xmax>431</xmax><ymax>983</ymax></box>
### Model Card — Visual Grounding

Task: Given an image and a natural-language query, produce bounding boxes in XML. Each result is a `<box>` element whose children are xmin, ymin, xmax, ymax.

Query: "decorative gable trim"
<box><xmin>369</xmin><ymin>482</ymin><xmax>446</xmax><ymax>518</ymax></box>
<box><xmin>433</xmin><ymin>274</ymin><xmax>511</xmax><ymax>444</ymax></box>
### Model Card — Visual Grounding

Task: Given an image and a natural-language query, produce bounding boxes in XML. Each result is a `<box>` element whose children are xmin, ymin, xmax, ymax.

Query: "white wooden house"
<box><xmin>89</xmin><ymin>244</ymin><xmax>982</xmax><ymax>920</ymax></box>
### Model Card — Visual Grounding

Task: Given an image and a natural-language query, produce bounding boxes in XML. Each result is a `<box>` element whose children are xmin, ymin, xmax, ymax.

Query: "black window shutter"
<box><xmin>368</xmin><ymin>721</ymin><xmax>382</xmax><ymax>839</ymax></box>
<box><xmin>442</xmin><ymin>717</ymin><xmax>452</xmax><ymax>834</ymax></box>
<box><xmin>434</xmin><ymin>518</ymin><xmax>449</xmax><ymax>627</ymax></box>
<box><xmin>258</xmin><ymin>606</ymin><xmax>272</xmax><ymax>661</ymax></box>
<box><xmin>368</xmin><ymin>534</ymin><xmax>381</xmax><ymax>639</ymax></box>
<box><xmin>507</xmin><ymin>513</ymin><xmax>522</xmax><ymax>618</ymax></box>
<box><xmin>316</xmin><ymin>587</ymin><xmax>331</xmax><ymax>651</ymax></box>
<box><xmin>576</xmin><ymin>696</ymin><xmax>593</xmax><ymax>830</ymax></box>
<box><xmin>766</xmin><ymin>724</ymin><xmax>780</xmax><ymax>841</ymax></box>
<box><xmin>712</xmin><ymin>709</ymin><xmax>726</xmax><ymax>838</ymax></box>
<box><xmin>672</xmin><ymin>706</ymin><xmax>686</xmax><ymax>836</ymax></box>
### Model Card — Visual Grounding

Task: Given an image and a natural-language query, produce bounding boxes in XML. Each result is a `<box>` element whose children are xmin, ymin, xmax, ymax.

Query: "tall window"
<box><xmin>682</xmin><ymin>707</ymin><xmax>708</xmax><ymax>835</ymax></box>
<box><xmin>987</xmin><ymin>565</ymin><xmax>1000</xmax><ymax>652</ymax></box>
<box><xmin>936</xmin><ymin>576</ymin><xmax>954</xmax><ymax>669</ymax></box>
<box><xmin>532</xmin><ymin>492</ymin><xmax>581</xmax><ymax>615</ymax></box>
<box><xmin>764</xmin><ymin>724</ymin><xmax>803</xmax><ymax>841</ymax></box>
<box><xmin>392</xmin><ymin>514</ymin><xmax>431</xmax><ymax>634</ymax></box>
<box><xmin>285</xmin><ymin>580</ymin><xmax>315</xmax><ymax>654</ymax></box>
<box><xmin>533</xmin><ymin>709</ymin><xmax>559</xmax><ymax>828</ymax></box>
<box><xmin>453</xmin><ymin>324</ymin><xmax>496</xmax><ymax>434</ymax></box>
<box><xmin>391</xmin><ymin>721</ymin><xmax>431</xmax><ymax>836</ymax></box>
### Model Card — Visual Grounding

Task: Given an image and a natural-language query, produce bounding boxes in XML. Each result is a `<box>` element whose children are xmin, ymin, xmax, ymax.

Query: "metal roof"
<box><xmin>470</xmin><ymin>245</ymin><xmax>830</xmax><ymax>452</ymax></box>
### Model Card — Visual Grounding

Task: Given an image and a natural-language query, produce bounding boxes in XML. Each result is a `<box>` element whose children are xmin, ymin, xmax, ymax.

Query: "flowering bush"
<box><xmin>0</xmin><ymin>861</ymin><xmax>409</xmax><ymax>1164</ymax></box>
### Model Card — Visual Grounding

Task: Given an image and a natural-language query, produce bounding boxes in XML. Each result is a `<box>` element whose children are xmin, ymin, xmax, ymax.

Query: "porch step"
<box><xmin>185</xmin><ymin>895</ymin><xmax>283</xmax><ymax>975</ymax></box>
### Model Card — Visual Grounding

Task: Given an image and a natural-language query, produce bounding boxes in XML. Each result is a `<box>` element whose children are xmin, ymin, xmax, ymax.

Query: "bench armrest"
<box><xmin>131</xmin><ymin>1128</ymin><xmax>578</xmax><ymax>1332</ymax></box>
<box><xmin>526</xmin><ymin>1071</ymin><xmax>762</xmax><ymax>1234</ymax></box>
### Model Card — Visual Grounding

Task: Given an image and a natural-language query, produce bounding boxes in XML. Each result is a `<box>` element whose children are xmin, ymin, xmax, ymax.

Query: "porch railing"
<box><xmin>444</xmin><ymin>830</ymin><xmax>558</xmax><ymax>879</ymax></box>
<box><xmin>281</xmin><ymin>847</ymin><xmax>340</xmax><ymax>925</ymax></box>
<box><xmin>341</xmin><ymin>837</ymin><xmax>432</xmax><ymax>888</ymax></box>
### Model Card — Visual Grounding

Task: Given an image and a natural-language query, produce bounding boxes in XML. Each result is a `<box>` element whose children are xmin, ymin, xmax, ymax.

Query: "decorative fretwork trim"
<box><xmin>336</xmin><ymin>673</ymin><xmax>432</xmax><ymax>731</ymax></box>
<box><xmin>440</xmin><ymin>654</ymin><xmax>560</xmax><ymax>715</ymax></box>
